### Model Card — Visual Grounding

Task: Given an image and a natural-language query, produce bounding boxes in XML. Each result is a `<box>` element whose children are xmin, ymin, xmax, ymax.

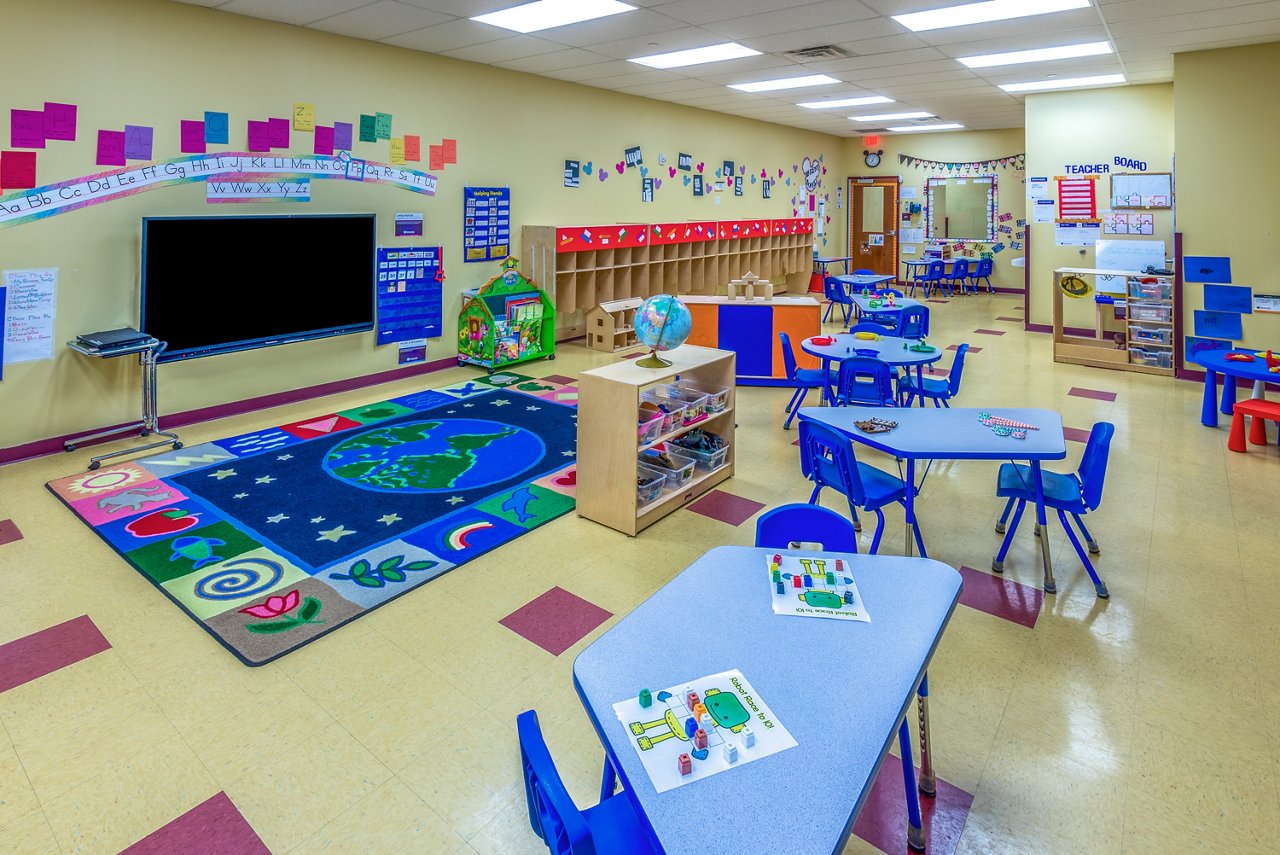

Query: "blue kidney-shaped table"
<box><xmin>801</xmin><ymin>333</ymin><xmax>943</xmax><ymax>405</ymax></box>
<box><xmin>1187</xmin><ymin>348</ymin><xmax>1279</xmax><ymax>426</ymax></box>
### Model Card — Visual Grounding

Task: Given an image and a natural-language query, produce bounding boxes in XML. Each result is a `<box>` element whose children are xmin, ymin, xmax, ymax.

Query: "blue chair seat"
<box><xmin>897</xmin><ymin>374</ymin><xmax>948</xmax><ymax>397</ymax></box>
<box><xmin>580</xmin><ymin>795</ymin><xmax>654</xmax><ymax>854</ymax></box>
<box><xmin>996</xmin><ymin>464</ymin><xmax>1084</xmax><ymax>511</ymax></box>
<box><xmin>857</xmin><ymin>462</ymin><xmax>908</xmax><ymax>511</ymax></box>
<box><xmin>795</xmin><ymin>367</ymin><xmax>830</xmax><ymax>385</ymax></box>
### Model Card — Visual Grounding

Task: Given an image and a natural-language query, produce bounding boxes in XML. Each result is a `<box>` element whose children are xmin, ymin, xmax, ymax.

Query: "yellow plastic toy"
<box><xmin>854</xmin><ymin>332</ymin><xmax>878</xmax><ymax>340</ymax></box>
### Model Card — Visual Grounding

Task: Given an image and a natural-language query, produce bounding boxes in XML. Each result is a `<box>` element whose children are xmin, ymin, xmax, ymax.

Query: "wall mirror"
<box><xmin>926</xmin><ymin>175</ymin><xmax>997</xmax><ymax>241</ymax></box>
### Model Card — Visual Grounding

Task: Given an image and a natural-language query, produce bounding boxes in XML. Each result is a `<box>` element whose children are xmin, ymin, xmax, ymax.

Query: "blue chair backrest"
<box><xmin>849</xmin><ymin>321</ymin><xmax>891</xmax><ymax>335</ymax></box>
<box><xmin>898</xmin><ymin>306</ymin><xmax>929</xmax><ymax>339</ymax></box>
<box><xmin>921</xmin><ymin>260</ymin><xmax>945</xmax><ymax>280</ymax></box>
<box><xmin>518</xmin><ymin>710</ymin><xmax>592</xmax><ymax>854</ymax></box>
<box><xmin>1077</xmin><ymin>422</ymin><xmax>1115</xmax><ymax>510</ymax></box>
<box><xmin>947</xmin><ymin>343</ymin><xmax>969</xmax><ymax>398</ymax></box>
<box><xmin>853</xmin><ymin>268</ymin><xmax>874</xmax><ymax>275</ymax></box>
<box><xmin>973</xmin><ymin>257</ymin><xmax>993</xmax><ymax>277</ymax></box>
<box><xmin>835</xmin><ymin>357</ymin><xmax>895</xmax><ymax>407</ymax></box>
<box><xmin>824</xmin><ymin>275</ymin><xmax>850</xmax><ymax>303</ymax></box>
<box><xmin>779</xmin><ymin>331</ymin><xmax>800</xmax><ymax>382</ymax></box>
<box><xmin>799</xmin><ymin>420</ymin><xmax>868</xmax><ymax>505</ymax></box>
<box><xmin>949</xmin><ymin>258</ymin><xmax>971</xmax><ymax>278</ymax></box>
<box><xmin>755</xmin><ymin>503</ymin><xmax>858</xmax><ymax>552</ymax></box>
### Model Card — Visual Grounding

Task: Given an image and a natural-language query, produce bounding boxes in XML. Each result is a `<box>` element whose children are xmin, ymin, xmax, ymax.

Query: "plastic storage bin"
<box><xmin>638</xmin><ymin>445</ymin><xmax>696</xmax><ymax>490</ymax></box>
<box><xmin>636</xmin><ymin>463</ymin><xmax>666</xmax><ymax>507</ymax></box>
<box><xmin>637</xmin><ymin>408</ymin><xmax>664</xmax><ymax>445</ymax></box>
<box><xmin>670</xmin><ymin>433</ymin><xmax>730</xmax><ymax>472</ymax></box>
<box><xmin>671</xmin><ymin>379</ymin><xmax>730</xmax><ymax>415</ymax></box>
<box><xmin>1129</xmin><ymin>346</ymin><xmax>1170</xmax><ymax>368</ymax></box>
<box><xmin>1128</xmin><ymin>279</ymin><xmax>1172</xmax><ymax>300</ymax></box>
<box><xmin>647</xmin><ymin>384</ymin><xmax>708</xmax><ymax>425</ymax></box>
<box><xmin>1129</xmin><ymin>324</ymin><xmax>1172</xmax><ymax>345</ymax></box>
<box><xmin>639</xmin><ymin>394</ymin><xmax>687</xmax><ymax>433</ymax></box>
<box><xmin>1128</xmin><ymin>301</ymin><xmax>1172</xmax><ymax>323</ymax></box>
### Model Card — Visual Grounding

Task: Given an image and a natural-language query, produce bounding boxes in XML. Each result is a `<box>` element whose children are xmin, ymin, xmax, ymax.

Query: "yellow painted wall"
<box><xmin>843</xmin><ymin>128</ymin><xmax>1026</xmax><ymax>292</ymax></box>
<box><xmin>1175</xmin><ymin>43</ymin><xmax>1280</xmax><ymax>350</ymax></box>
<box><xmin>1024</xmin><ymin>84</ymin><xmax>1174</xmax><ymax>329</ymax></box>
<box><xmin>0</xmin><ymin>0</ymin><xmax>846</xmax><ymax>450</ymax></box>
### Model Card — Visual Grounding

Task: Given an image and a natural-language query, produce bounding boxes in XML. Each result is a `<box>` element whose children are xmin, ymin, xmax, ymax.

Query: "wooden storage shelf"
<box><xmin>640</xmin><ymin>407</ymin><xmax>733</xmax><ymax>453</ymax></box>
<box><xmin>577</xmin><ymin>345</ymin><xmax>736</xmax><ymax>536</ymax></box>
<box><xmin>1052</xmin><ymin>268</ymin><xmax>1176</xmax><ymax>376</ymax></box>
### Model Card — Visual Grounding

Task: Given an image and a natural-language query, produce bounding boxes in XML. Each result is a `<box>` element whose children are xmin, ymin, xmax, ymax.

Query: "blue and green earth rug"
<box><xmin>47</xmin><ymin>373</ymin><xmax>580</xmax><ymax>665</ymax></box>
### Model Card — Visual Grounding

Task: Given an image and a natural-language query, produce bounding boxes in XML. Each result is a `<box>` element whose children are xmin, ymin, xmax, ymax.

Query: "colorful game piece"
<box><xmin>685</xmin><ymin>717</ymin><xmax>698</xmax><ymax>738</ymax></box>
<box><xmin>772</xmin><ymin>569</ymin><xmax>781</xmax><ymax>583</ymax></box>
<box><xmin>772</xmin><ymin>553</ymin><xmax>781</xmax><ymax>566</ymax></box>
<box><xmin>825</xmin><ymin>571</ymin><xmax>836</xmax><ymax>585</ymax></box>
<box><xmin>639</xmin><ymin>688</ymin><xmax>652</xmax><ymax>708</ymax></box>
<box><xmin>742</xmin><ymin>726</ymin><xmax>756</xmax><ymax>748</ymax></box>
<box><xmin>693</xmin><ymin>702</ymin><xmax>707</xmax><ymax>719</ymax></box>
<box><xmin>843</xmin><ymin>590</ymin><xmax>854</xmax><ymax>604</ymax></box>
<box><xmin>678</xmin><ymin>753</ymin><xmax>692</xmax><ymax>775</ymax></box>
<box><xmin>803</xmin><ymin>574</ymin><xmax>813</xmax><ymax>587</ymax></box>
<box><xmin>723</xmin><ymin>742</ymin><xmax>738</xmax><ymax>763</ymax></box>
<box><xmin>793</xmin><ymin>575</ymin><xmax>802</xmax><ymax>588</ymax></box>
<box><xmin>686</xmin><ymin>691</ymin><xmax>700</xmax><ymax>709</ymax></box>
<box><xmin>699</xmin><ymin>712</ymin><xmax>714</xmax><ymax>732</ymax></box>
<box><xmin>693</xmin><ymin>728</ymin><xmax>708</xmax><ymax>749</ymax></box>
<box><xmin>835</xmin><ymin>559</ymin><xmax>843</xmax><ymax>572</ymax></box>
<box><xmin>776</xmin><ymin>581</ymin><xmax>785</xmax><ymax>594</ymax></box>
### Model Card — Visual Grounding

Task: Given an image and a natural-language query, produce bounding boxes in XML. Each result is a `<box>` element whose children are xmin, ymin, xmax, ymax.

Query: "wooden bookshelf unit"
<box><xmin>577</xmin><ymin>345</ymin><xmax>735</xmax><ymax>536</ymax></box>
<box><xmin>1052</xmin><ymin>267</ymin><xmax>1176</xmax><ymax>376</ymax></box>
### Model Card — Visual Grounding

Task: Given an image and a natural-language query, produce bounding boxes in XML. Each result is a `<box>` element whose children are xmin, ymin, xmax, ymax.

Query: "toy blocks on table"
<box><xmin>684</xmin><ymin>717</ymin><xmax>698</xmax><ymax>738</ymax></box>
<box><xmin>678</xmin><ymin>753</ymin><xmax>692</xmax><ymax>775</ymax></box>
<box><xmin>723</xmin><ymin>742</ymin><xmax>738</xmax><ymax>763</ymax></box>
<box><xmin>686</xmin><ymin>691</ymin><xmax>700</xmax><ymax>709</ymax></box>
<box><xmin>693</xmin><ymin>702</ymin><xmax>708</xmax><ymax>719</ymax></box>
<box><xmin>639</xmin><ymin>688</ymin><xmax>652</xmax><ymax>708</ymax></box>
<box><xmin>742</xmin><ymin>726</ymin><xmax>756</xmax><ymax>747</ymax></box>
<box><xmin>792</xmin><ymin>575</ymin><xmax>802</xmax><ymax>588</ymax></box>
<box><xmin>694</xmin><ymin>728</ymin><xmax>708</xmax><ymax>750</ymax></box>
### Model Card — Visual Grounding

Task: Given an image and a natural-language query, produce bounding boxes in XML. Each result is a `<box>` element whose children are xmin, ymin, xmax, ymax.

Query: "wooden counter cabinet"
<box><xmin>577</xmin><ymin>346</ymin><xmax>736</xmax><ymax>536</ymax></box>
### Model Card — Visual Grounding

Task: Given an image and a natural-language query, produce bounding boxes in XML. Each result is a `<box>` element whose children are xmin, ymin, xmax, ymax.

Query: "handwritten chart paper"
<box><xmin>43</xmin><ymin>103</ymin><xmax>77</xmax><ymax>142</ymax></box>
<box><xmin>10</xmin><ymin>110</ymin><xmax>44</xmax><ymax>149</ymax></box>
<box><xmin>3</xmin><ymin>268</ymin><xmax>57</xmax><ymax>364</ymax></box>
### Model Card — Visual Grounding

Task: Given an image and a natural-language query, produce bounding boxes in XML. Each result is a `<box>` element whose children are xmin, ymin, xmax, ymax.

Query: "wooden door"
<box><xmin>847</xmin><ymin>177</ymin><xmax>900</xmax><ymax>280</ymax></box>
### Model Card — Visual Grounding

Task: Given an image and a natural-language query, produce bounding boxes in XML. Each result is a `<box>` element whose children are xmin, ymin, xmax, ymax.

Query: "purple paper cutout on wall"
<box><xmin>180</xmin><ymin>120</ymin><xmax>206</xmax><ymax>154</ymax></box>
<box><xmin>123</xmin><ymin>125</ymin><xmax>153</xmax><ymax>160</ymax></box>
<box><xmin>10</xmin><ymin>110</ymin><xmax>45</xmax><ymax>149</ymax></box>
<box><xmin>268</xmin><ymin>117</ymin><xmax>289</xmax><ymax>149</ymax></box>
<box><xmin>43</xmin><ymin>103</ymin><xmax>77</xmax><ymax>142</ymax></box>
<box><xmin>314</xmin><ymin>126</ymin><xmax>335</xmax><ymax>156</ymax></box>
<box><xmin>247</xmin><ymin>120</ymin><xmax>270</xmax><ymax>152</ymax></box>
<box><xmin>334</xmin><ymin>122</ymin><xmax>353</xmax><ymax>151</ymax></box>
<box><xmin>96</xmin><ymin>130</ymin><xmax>126</xmax><ymax>166</ymax></box>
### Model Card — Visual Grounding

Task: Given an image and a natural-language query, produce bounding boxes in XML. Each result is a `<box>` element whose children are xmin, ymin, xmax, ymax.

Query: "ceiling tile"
<box><xmin>439</xmin><ymin>34</ymin><xmax>566</xmax><ymax>63</ymax></box>
<box><xmin>379</xmin><ymin>17</ymin><xmax>507</xmax><ymax>51</ymax></box>
<box><xmin>533</xmin><ymin>9</ymin><xmax>690</xmax><ymax>48</ymax></box>
<box><xmin>308</xmin><ymin>1</ymin><xmax>454</xmax><ymax>40</ymax></box>
<box><xmin>698</xmin><ymin>0</ymin><xmax>880</xmax><ymax>39</ymax></box>
<box><xmin>215</xmin><ymin>0</ymin><xmax>372</xmax><ymax>26</ymax></box>
<box><xmin>492</xmin><ymin>48</ymin><xmax>611</xmax><ymax>74</ymax></box>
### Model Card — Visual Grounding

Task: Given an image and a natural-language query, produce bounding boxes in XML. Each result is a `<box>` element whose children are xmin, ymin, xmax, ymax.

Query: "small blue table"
<box><xmin>834</xmin><ymin>273</ymin><xmax>895</xmax><ymax>294</ymax></box>
<box><xmin>1188</xmin><ymin>349</ymin><xmax>1277</xmax><ymax>427</ymax></box>
<box><xmin>573</xmin><ymin>545</ymin><xmax>962</xmax><ymax>855</ymax></box>
<box><xmin>814</xmin><ymin>255</ymin><xmax>855</xmax><ymax>276</ymax></box>
<box><xmin>799</xmin><ymin>406</ymin><xmax>1068</xmax><ymax>592</ymax></box>
<box><xmin>800</xmin><ymin>334</ymin><xmax>942</xmax><ymax>406</ymax></box>
<box><xmin>850</xmin><ymin>294</ymin><xmax>922</xmax><ymax>323</ymax></box>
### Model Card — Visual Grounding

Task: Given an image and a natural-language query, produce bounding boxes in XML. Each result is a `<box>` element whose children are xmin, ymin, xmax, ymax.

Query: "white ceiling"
<box><xmin>174</xmin><ymin>0</ymin><xmax>1280</xmax><ymax>136</ymax></box>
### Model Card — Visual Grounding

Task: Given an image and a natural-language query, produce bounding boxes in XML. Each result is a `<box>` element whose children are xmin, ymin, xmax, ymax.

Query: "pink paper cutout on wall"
<box><xmin>429</xmin><ymin>144</ymin><xmax>445</xmax><ymax>171</ymax></box>
<box><xmin>247</xmin><ymin>120</ymin><xmax>270</xmax><ymax>152</ymax></box>
<box><xmin>43</xmin><ymin>103</ymin><xmax>77</xmax><ymax>142</ymax></box>
<box><xmin>442</xmin><ymin>138</ymin><xmax>457</xmax><ymax>164</ymax></box>
<box><xmin>180</xmin><ymin>120</ymin><xmax>206</xmax><ymax>154</ymax></box>
<box><xmin>96</xmin><ymin>130</ymin><xmax>126</xmax><ymax>166</ymax></box>
<box><xmin>404</xmin><ymin>135</ymin><xmax>420</xmax><ymax>162</ymax></box>
<box><xmin>0</xmin><ymin>151</ymin><xmax>38</xmax><ymax>189</ymax></box>
<box><xmin>10</xmin><ymin>110</ymin><xmax>45</xmax><ymax>149</ymax></box>
<box><xmin>268</xmin><ymin>117</ymin><xmax>289</xmax><ymax>149</ymax></box>
<box><xmin>314</xmin><ymin>125</ymin><xmax>334</xmax><ymax>156</ymax></box>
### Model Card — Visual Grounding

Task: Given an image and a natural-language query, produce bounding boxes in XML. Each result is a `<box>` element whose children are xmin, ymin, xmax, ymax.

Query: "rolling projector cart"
<box><xmin>65</xmin><ymin>330</ymin><xmax>181</xmax><ymax>470</ymax></box>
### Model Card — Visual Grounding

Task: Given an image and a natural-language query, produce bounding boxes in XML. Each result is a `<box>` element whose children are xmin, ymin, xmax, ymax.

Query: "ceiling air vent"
<box><xmin>784</xmin><ymin>45</ymin><xmax>852</xmax><ymax>61</ymax></box>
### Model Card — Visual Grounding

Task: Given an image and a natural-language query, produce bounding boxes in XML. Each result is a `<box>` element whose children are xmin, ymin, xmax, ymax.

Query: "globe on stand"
<box><xmin>633</xmin><ymin>294</ymin><xmax>692</xmax><ymax>368</ymax></box>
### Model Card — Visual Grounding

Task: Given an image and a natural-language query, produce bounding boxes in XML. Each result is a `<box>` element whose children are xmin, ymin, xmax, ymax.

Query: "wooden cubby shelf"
<box><xmin>1052</xmin><ymin>268</ymin><xmax>1176</xmax><ymax>376</ymax></box>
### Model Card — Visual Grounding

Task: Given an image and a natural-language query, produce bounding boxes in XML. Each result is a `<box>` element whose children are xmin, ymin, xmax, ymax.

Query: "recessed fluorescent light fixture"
<box><xmin>893</xmin><ymin>0</ymin><xmax>1090</xmax><ymax>33</ymax></box>
<box><xmin>1000</xmin><ymin>73</ymin><xmax>1125</xmax><ymax>92</ymax></box>
<box><xmin>797</xmin><ymin>95</ymin><xmax>893</xmax><ymax>109</ymax></box>
<box><xmin>958</xmin><ymin>41</ymin><xmax>1111</xmax><ymax>68</ymax></box>
<box><xmin>630</xmin><ymin>42</ymin><xmax>760</xmax><ymax>69</ymax></box>
<box><xmin>850</xmin><ymin>111</ymin><xmax>933</xmax><ymax>122</ymax></box>
<box><xmin>472</xmin><ymin>0</ymin><xmax>635</xmax><ymax>34</ymax></box>
<box><xmin>729</xmin><ymin>74</ymin><xmax>839</xmax><ymax>93</ymax></box>
<box><xmin>887</xmin><ymin>123</ymin><xmax>965</xmax><ymax>132</ymax></box>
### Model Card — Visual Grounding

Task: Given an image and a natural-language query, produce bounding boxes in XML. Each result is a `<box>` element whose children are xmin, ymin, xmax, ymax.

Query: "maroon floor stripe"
<box><xmin>973</xmin><ymin>328</ymin><xmax>1006</xmax><ymax>336</ymax></box>
<box><xmin>853</xmin><ymin>754</ymin><xmax>973</xmax><ymax>855</ymax></box>
<box><xmin>121</xmin><ymin>792</ymin><xmax>270</xmax><ymax>855</ymax></box>
<box><xmin>995</xmin><ymin>316</ymin><xmax>1022</xmax><ymax>321</ymax></box>
<box><xmin>957</xmin><ymin>566</ymin><xmax>1043</xmax><ymax>629</ymax></box>
<box><xmin>0</xmin><ymin>519</ymin><xmax>22</xmax><ymax>545</ymax></box>
<box><xmin>539</xmin><ymin>374</ymin><xmax>577</xmax><ymax>385</ymax></box>
<box><xmin>500</xmin><ymin>587</ymin><xmax>612</xmax><ymax>656</ymax></box>
<box><xmin>622</xmin><ymin>352</ymin><xmax>643</xmax><ymax>360</ymax></box>
<box><xmin>926</xmin><ymin>299</ymin><xmax>950</xmax><ymax>304</ymax></box>
<box><xmin>1068</xmin><ymin>387</ymin><xmax>1117</xmax><ymax>402</ymax></box>
<box><xmin>685</xmin><ymin>489</ymin><xmax>767</xmax><ymax>527</ymax></box>
<box><xmin>792</xmin><ymin>438</ymin><xmax>801</xmax><ymax>446</ymax></box>
<box><xmin>0</xmin><ymin>615</ymin><xmax>111</xmax><ymax>694</ymax></box>
<box><xmin>947</xmin><ymin>345</ymin><xmax>981</xmax><ymax>353</ymax></box>
<box><xmin>1064</xmin><ymin>426</ymin><xmax>1092</xmax><ymax>443</ymax></box>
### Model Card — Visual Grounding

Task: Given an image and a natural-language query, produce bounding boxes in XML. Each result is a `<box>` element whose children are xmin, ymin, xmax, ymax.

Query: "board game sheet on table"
<box><xmin>768</xmin><ymin>553</ymin><xmax>871</xmax><ymax>623</ymax></box>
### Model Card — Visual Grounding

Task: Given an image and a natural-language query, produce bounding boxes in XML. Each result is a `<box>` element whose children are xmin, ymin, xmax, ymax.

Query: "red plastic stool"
<box><xmin>1228</xmin><ymin>399</ymin><xmax>1280</xmax><ymax>453</ymax></box>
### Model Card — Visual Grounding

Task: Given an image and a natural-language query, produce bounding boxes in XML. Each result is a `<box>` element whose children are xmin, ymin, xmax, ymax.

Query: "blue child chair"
<box><xmin>798</xmin><ymin>419</ymin><xmax>923</xmax><ymax>555</ymax></box>
<box><xmin>898</xmin><ymin>343</ymin><xmax>968</xmax><ymax>407</ymax></box>
<box><xmin>991</xmin><ymin>422</ymin><xmax>1115</xmax><ymax>598</ymax></box>
<box><xmin>831</xmin><ymin>357</ymin><xmax>896</xmax><ymax>408</ymax></box>
<box><xmin>779</xmin><ymin>331</ymin><xmax>832</xmax><ymax>429</ymax></box>
<box><xmin>822</xmin><ymin>275</ymin><xmax>854</xmax><ymax>324</ymax></box>
<box><xmin>518</xmin><ymin>709</ymin><xmax>656</xmax><ymax>855</ymax></box>
<box><xmin>916</xmin><ymin>260</ymin><xmax>947</xmax><ymax>297</ymax></box>
<box><xmin>945</xmin><ymin>258</ymin><xmax>972</xmax><ymax>295</ymax></box>
<box><xmin>897</xmin><ymin>305</ymin><xmax>930</xmax><ymax>340</ymax></box>
<box><xmin>755</xmin><ymin>503</ymin><xmax>859</xmax><ymax>552</ymax></box>
<box><xmin>969</xmin><ymin>257</ymin><xmax>994</xmax><ymax>293</ymax></box>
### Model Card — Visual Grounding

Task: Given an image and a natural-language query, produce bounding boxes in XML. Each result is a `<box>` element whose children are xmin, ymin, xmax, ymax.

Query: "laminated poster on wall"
<box><xmin>3</xmin><ymin>268</ymin><xmax>57</xmax><ymax>364</ymax></box>
<box><xmin>1026</xmin><ymin>177</ymin><xmax>1050</xmax><ymax>199</ymax></box>
<box><xmin>563</xmin><ymin>160</ymin><xmax>580</xmax><ymax>189</ymax></box>
<box><xmin>1054</xmin><ymin>222</ymin><xmax>1099</xmax><ymax>247</ymax></box>
<box><xmin>375</xmin><ymin>247</ymin><xmax>442</xmax><ymax>344</ymax></box>
<box><xmin>0</xmin><ymin>286</ymin><xmax>5</xmax><ymax>380</ymax></box>
<box><xmin>463</xmin><ymin>187</ymin><xmax>511</xmax><ymax>263</ymax></box>
<box><xmin>1254</xmin><ymin>295</ymin><xmax>1280</xmax><ymax>314</ymax></box>
<box><xmin>901</xmin><ymin>186</ymin><xmax>917</xmax><ymax>200</ymax></box>
<box><xmin>1031</xmin><ymin>199</ymin><xmax>1056</xmax><ymax>223</ymax></box>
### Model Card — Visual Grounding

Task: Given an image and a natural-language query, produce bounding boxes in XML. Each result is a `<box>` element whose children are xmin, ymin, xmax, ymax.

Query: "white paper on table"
<box><xmin>613</xmin><ymin>669</ymin><xmax>797</xmax><ymax>793</ymax></box>
<box><xmin>3</xmin><ymin>268</ymin><xmax>57</xmax><ymax>364</ymax></box>
<box><xmin>767</xmin><ymin>554</ymin><xmax>870</xmax><ymax>622</ymax></box>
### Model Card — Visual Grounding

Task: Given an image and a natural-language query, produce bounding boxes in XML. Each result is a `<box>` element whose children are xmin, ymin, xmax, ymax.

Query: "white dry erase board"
<box><xmin>1094</xmin><ymin>240</ymin><xmax>1166</xmax><ymax>295</ymax></box>
<box><xmin>1110</xmin><ymin>173</ymin><xmax>1172</xmax><ymax>209</ymax></box>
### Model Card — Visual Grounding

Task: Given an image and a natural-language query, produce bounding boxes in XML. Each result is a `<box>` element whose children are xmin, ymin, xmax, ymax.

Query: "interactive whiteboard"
<box><xmin>1095</xmin><ymin>239</ymin><xmax>1166</xmax><ymax>295</ymax></box>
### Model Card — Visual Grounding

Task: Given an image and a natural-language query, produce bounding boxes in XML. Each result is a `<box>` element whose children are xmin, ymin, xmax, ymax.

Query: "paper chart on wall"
<box><xmin>3</xmin><ymin>268</ymin><xmax>57</xmax><ymax>364</ymax></box>
<box><xmin>1031</xmin><ymin>198</ymin><xmax>1056</xmax><ymax>223</ymax></box>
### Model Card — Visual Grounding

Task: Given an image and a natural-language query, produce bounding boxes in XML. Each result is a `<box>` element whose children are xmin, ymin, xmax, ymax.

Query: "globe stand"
<box><xmin>636</xmin><ymin>350</ymin><xmax>672</xmax><ymax>368</ymax></box>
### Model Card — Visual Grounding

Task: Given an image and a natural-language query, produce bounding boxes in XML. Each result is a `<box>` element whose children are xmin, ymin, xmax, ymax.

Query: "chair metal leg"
<box><xmin>869</xmin><ymin>508</ymin><xmax>886</xmax><ymax>554</ymax></box>
<box><xmin>995</xmin><ymin>497</ymin><xmax>1015</xmax><ymax>533</ymax></box>
<box><xmin>916</xmin><ymin>674</ymin><xmax>935</xmax><ymax>796</ymax></box>
<box><xmin>898</xmin><ymin>720</ymin><xmax>927</xmax><ymax>852</ymax></box>
<box><xmin>912</xmin><ymin>516</ymin><xmax>927</xmax><ymax>557</ymax></box>
<box><xmin>599</xmin><ymin>755</ymin><xmax>618</xmax><ymax>802</ymax></box>
<box><xmin>784</xmin><ymin>387</ymin><xmax>807</xmax><ymax>429</ymax></box>
<box><xmin>809</xmin><ymin>484</ymin><xmax>823</xmax><ymax>505</ymax></box>
<box><xmin>784</xmin><ymin>386</ymin><xmax>802</xmax><ymax>414</ymax></box>
<box><xmin>846</xmin><ymin>499</ymin><xmax>863</xmax><ymax>536</ymax></box>
<box><xmin>1060</xmin><ymin>510</ymin><xmax>1108</xmax><ymax>598</ymax></box>
<box><xmin>1072</xmin><ymin>513</ymin><xmax>1100</xmax><ymax>554</ymax></box>
<box><xmin>822</xmin><ymin>302</ymin><xmax>832</xmax><ymax>322</ymax></box>
<box><xmin>992</xmin><ymin>499</ymin><xmax>1025</xmax><ymax>572</ymax></box>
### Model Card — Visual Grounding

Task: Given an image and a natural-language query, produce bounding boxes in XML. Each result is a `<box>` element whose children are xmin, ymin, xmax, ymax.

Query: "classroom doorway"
<box><xmin>847</xmin><ymin>177</ymin><xmax>900</xmax><ymax>282</ymax></box>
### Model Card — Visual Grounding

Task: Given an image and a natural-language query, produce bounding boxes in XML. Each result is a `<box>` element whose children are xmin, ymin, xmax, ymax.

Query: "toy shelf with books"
<box><xmin>457</xmin><ymin>257</ymin><xmax>555</xmax><ymax>372</ymax></box>
<box><xmin>577</xmin><ymin>345</ymin><xmax>735</xmax><ymax>536</ymax></box>
<box><xmin>1051</xmin><ymin>268</ymin><xmax>1176</xmax><ymax>376</ymax></box>
<box><xmin>522</xmin><ymin>219</ymin><xmax>814</xmax><ymax>336</ymax></box>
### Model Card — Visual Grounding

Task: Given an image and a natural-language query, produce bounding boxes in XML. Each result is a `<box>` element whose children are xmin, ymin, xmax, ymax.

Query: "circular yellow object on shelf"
<box><xmin>1059</xmin><ymin>274</ymin><xmax>1091</xmax><ymax>299</ymax></box>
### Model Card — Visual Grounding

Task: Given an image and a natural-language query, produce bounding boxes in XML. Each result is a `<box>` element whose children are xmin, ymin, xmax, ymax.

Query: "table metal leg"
<box><xmin>1200</xmin><ymin>369</ymin><xmax>1219</xmax><ymax>427</ymax></box>
<box><xmin>917</xmin><ymin>673</ymin><xmax>935</xmax><ymax>796</ymax></box>
<box><xmin>80</xmin><ymin>347</ymin><xmax>181</xmax><ymax>471</ymax></box>
<box><xmin>904</xmin><ymin>459</ymin><xmax>916</xmax><ymax>557</ymax></box>
<box><xmin>1032</xmin><ymin>461</ymin><xmax>1055</xmax><ymax>593</ymax></box>
<box><xmin>898</xmin><ymin>719</ymin><xmax>927</xmax><ymax>852</ymax></box>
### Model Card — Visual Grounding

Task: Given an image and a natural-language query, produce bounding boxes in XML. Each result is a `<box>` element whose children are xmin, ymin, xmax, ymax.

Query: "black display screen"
<box><xmin>140</xmin><ymin>214</ymin><xmax>375</xmax><ymax>362</ymax></box>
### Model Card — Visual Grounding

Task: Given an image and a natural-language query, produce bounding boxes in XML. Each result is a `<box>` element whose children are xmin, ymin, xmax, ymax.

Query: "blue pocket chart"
<box><xmin>1203</xmin><ymin>283</ymin><xmax>1252</xmax><ymax>314</ymax></box>
<box><xmin>1183</xmin><ymin>256</ymin><xmax>1231</xmax><ymax>283</ymax></box>
<box><xmin>1193</xmin><ymin>310</ymin><xmax>1243</xmax><ymax>340</ymax></box>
